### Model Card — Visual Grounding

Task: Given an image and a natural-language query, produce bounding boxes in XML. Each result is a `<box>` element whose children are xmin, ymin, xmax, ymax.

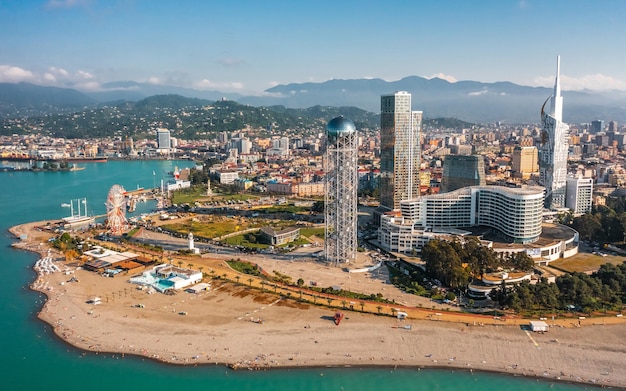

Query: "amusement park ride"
<box><xmin>106</xmin><ymin>184</ymin><xmax>128</xmax><ymax>235</ymax></box>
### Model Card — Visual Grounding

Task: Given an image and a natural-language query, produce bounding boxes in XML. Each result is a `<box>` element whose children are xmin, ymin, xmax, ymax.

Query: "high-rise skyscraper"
<box><xmin>511</xmin><ymin>146</ymin><xmax>539</xmax><ymax>179</ymax></box>
<box><xmin>324</xmin><ymin>116</ymin><xmax>358</xmax><ymax>264</ymax></box>
<box><xmin>566</xmin><ymin>176</ymin><xmax>593</xmax><ymax>214</ymax></box>
<box><xmin>590</xmin><ymin>120</ymin><xmax>604</xmax><ymax>134</ymax></box>
<box><xmin>156</xmin><ymin>128</ymin><xmax>171</xmax><ymax>155</ymax></box>
<box><xmin>539</xmin><ymin>56</ymin><xmax>569</xmax><ymax>210</ymax></box>
<box><xmin>440</xmin><ymin>155</ymin><xmax>486</xmax><ymax>193</ymax></box>
<box><xmin>379</xmin><ymin>91</ymin><xmax>422</xmax><ymax>211</ymax></box>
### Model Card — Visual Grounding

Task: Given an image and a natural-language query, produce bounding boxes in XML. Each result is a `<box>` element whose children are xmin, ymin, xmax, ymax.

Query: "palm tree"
<box><xmin>198</xmin><ymin>266</ymin><xmax>204</xmax><ymax>276</ymax></box>
<box><xmin>260</xmin><ymin>280</ymin><xmax>267</xmax><ymax>292</ymax></box>
<box><xmin>177</xmin><ymin>260</ymin><xmax>183</xmax><ymax>268</ymax></box>
<box><xmin>341</xmin><ymin>300</ymin><xmax>348</xmax><ymax>309</ymax></box>
<box><xmin>248</xmin><ymin>277</ymin><xmax>253</xmax><ymax>287</ymax></box>
<box><xmin>298</xmin><ymin>290</ymin><xmax>303</xmax><ymax>300</ymax></box>
<box><xmin>359</xmin><ymin>302</ymin><xmax>365</xmax><ymax>312</ymax></box>
<box><xmin>235</xmin><ymin>275</ymin><xmax>241</xmax><ymax>285</ymax></box>
<box><xmin>327</xmin><ymin>297</ymin><xmax>333</xmax><ymax>306</ymax></box>
<box><xmin>187</xmin><ymin>263</ymin><xmax>193</xmax><ymax>269</ymax></box>
<box><xmin>313</xmin><ymin>295</ymin><xmax>318</xmax><ymax>304</ymax></box>
<box><xmin>273</xmin><ymin>284</ymin><xmax>278</xmax><ymax>293</ymax></box>
<box><xmin>391</xmin><ymin>308</ymin><xmax>397</xmax><ymax>317</ymax></box>
<box><xmin>376</xmin><ymin>305</ymin><xmax>383</xmax><ymax>314</ymax></box>
<box><xmin>222</xmin><ymin>273</ymin><xmax>227</xmax><ymax>280</ymax></box>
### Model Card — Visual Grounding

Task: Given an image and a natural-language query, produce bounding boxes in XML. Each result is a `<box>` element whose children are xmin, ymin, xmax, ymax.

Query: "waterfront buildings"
<box><xmin>379</xmin><ymin>91</ymin><xmax>422</xmax><ymax>211</ymax></box>
<box><xmin>539</xmin><ymin>56</ymin><xmax>569</xmax><ymax>210</ymax></box>
<box><xmin>440</xmin><ymin>155</ymin><xmax>486</xmax><ymax>193</ymax></box>
<box><xmin>325</xmin><ymin>116</ymin><xmax>358</xmax><ymax>264</ymax></box>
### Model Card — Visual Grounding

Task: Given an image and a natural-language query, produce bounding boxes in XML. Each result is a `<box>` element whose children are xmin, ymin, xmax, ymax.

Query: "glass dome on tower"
<box><xmin>326</xmin><ymin>116</ymin><xmax>355</xmax><ymax>142</ymax></box>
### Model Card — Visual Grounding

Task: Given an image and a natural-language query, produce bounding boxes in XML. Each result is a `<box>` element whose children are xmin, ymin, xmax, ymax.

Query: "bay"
<box><xmin>0</xmin><ymin>160</ymin><xmax>594</xmax><ymax>390</ymax></box>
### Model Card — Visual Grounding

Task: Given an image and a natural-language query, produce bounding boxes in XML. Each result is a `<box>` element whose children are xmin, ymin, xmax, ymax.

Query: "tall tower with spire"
<box><xmin>539</xmin><ymin>56</ymin><xmax>569</xmax><ymax>210</ymax></box>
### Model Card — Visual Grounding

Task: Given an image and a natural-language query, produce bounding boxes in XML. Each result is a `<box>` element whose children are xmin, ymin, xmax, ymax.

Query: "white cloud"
<box><xmin>48</xmin><ymin>66</ymin><xmax>69</xmax><ymax>77</ymax></box>
<box><xmin>427</xmin><ymin>73</ymin><xmax>458</xmax><ymax>83</ymax></box>
<box><xmin>146</xmin><ymin>77</ymin><xmax>161</xmax><ymax>85</ymax></box>
<box><xmin>194</xmin><ymin>79</ymin><xmax>244</xmax><ymax>91</ymax></box>
<box><xmin>76</xmin><ymin>70</ymin><xmax>93</xmax><ymax>79</ymax></box>
<box><xmin>0</xmin><ymin>64</ymin><xmax>102</xmax><ymax>89</ymax></box>
<box><xmin>468</xmin><ymin>90</ymin><xmax>488</xmax><ymax>96</ymax></box>
<box><xmin>0</xmin><ymin>65</ymin><xmax>35</xmax><ymax>83</ymax></box>
<box><xmin>532</xmin><ymin>73</ymin><xmax>626</xmax><ymax>91</ymax></box>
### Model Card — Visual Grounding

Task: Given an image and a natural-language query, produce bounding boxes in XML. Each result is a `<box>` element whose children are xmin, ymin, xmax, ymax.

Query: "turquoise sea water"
<box><xmin>1</xmin><ymin>160</ymin><xmax>596</xmax><ymax>391</ymax></box>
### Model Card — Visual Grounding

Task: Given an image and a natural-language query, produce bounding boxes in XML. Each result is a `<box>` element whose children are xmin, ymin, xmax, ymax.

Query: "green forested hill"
<box><xmin>0</xmin><ymin>94</ymin><xmax>473</xmax><ymax>139</ymax></box>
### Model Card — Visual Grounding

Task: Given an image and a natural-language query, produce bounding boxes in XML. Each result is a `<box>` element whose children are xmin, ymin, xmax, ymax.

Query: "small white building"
<box><xmin>529</xmin><ymin>320</ymin><xmax>549</xmax><ymax>332</ymax></box>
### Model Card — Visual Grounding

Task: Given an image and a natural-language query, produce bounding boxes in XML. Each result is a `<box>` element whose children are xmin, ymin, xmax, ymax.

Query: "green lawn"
<box><xmin>171</xmin><ymin>186</ymin><xmax>209</xmax><ymax>205</ymax></box>
<box><xmin>171</xmin><ymin>187</ymin><xmax>261</xmax><ymax>205</ymax></box>
<box><xmin>299</xmin><ymin>227</ymin><xmax>325</xmax><ymax>237</ymax></box>
<box><xmin>550</xmin><ymin>252</ymin><xmax>625</xmax><ymax>273</ymax></box>
<box><xmin>162</xmin><ymin>219</ymin><xmax>246</xmax><ymax>240</ymax></box>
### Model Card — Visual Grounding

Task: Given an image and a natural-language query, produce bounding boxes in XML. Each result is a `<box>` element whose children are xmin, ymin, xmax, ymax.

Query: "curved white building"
<box><xmin>379</xmin><ymin>185</ymin><xmax>545</xmax><ymax>253</ymax></box>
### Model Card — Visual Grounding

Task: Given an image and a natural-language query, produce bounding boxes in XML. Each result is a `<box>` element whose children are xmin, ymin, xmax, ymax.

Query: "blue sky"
<box><xmin>1</xmin><ymin>0</ymin><xmax>625</xmax><ymax>94</ymax></box>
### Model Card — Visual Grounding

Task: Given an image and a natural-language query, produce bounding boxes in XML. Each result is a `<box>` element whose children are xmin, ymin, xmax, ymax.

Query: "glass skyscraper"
<box><xmin>379</xmin><ymin>91</ymin><xmax>422</xmax><ymax>211</ymax></box>
<box><xmin>539</xmin><ymin>56</ymin><xmax>569</xmax><ymax>210</ymax></box>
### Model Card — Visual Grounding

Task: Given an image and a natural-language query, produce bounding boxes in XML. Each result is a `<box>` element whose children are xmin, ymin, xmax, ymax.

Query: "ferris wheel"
<box><xmin>106</xmin><ymin>184</ymin><xmax>127</xmax><ymax>235</ymax></box>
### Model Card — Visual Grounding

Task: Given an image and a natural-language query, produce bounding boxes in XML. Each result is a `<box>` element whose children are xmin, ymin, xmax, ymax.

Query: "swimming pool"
<box><xmin>154</xmin><ymin>279</ymin><xmax>174</xmax><ymax>292</ymax></box>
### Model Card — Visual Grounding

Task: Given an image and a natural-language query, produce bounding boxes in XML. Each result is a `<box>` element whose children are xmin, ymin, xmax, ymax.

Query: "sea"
<box><xmin>0</xmin><ymin>160</ymin><xmax>596</xmax><ymax>391</ymax></box>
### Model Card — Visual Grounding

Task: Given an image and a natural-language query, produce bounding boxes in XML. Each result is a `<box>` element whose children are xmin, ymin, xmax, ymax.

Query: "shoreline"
<box><xmin>10</xmin><ymin>221</ymin><xmax>626</xmax><ymax>389</ymax></box>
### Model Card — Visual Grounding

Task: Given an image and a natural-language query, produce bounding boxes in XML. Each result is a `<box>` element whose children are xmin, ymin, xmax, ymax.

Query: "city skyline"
<box><xmin>1</xmin><ymin>1</ymin><xmax>626</xmax><ymax>95</ymax></box>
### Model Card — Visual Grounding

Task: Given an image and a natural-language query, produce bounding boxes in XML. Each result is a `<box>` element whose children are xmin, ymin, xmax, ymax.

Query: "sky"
<box><xmin>1</xmin><ymin>0</ymin><xmax>625</xmax><ymax>95</ymax></box>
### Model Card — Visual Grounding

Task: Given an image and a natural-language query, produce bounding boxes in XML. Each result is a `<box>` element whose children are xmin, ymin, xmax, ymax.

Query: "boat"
<box><xmin>61</xmin><ymin>198</ymin><xmax>95</xmax><ymax>229</ymax></box>
<box><xmin>65</xmin><ymin>156</ymin><xmax>108</xmax><ymax>163</ymax></box>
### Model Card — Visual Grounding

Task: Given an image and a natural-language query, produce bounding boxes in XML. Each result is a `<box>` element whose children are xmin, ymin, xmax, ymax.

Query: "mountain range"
<box><xmin>2</xmin><ymin>76</ymin><xmax>626</xmax><ymax>124</ymax></box>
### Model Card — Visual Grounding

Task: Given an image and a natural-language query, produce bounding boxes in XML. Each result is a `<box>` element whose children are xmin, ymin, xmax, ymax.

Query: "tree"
<box><xmin>248</xmin><ymin>277</ymin><xmax>253</xmax><ymax>287</ymax></box>
<box><xmin>376</xmin><ymin>305</ymin><xmax>383</xmax><ymax>314</ymax></box>
<box><xmin>506</xmin><ymin>252</ymin><xmax>534</xmax><ymax>271</ymax></box>
<box><xmin>296</xmin><ymin>278</ymin><xmax>305</xmax><ymax>287</ymax></box>
<box><xmin>359</xmin><ymin>302</ymin><xmax>365</xmax><ymax>312</ymax></box>
<box><xmin>235</xmin><ymin>275</ymin><xmax>241</xmax><ymax>284</ymax></box>
<box><xmin>311</xmin><ymin>201</ymin><xmax>324</xmax><ymax>213</ymax></box>
<box><xmin>572</xmin><ymin>214</ymin><xmax>601</xmax><ymax>242</ymax></box>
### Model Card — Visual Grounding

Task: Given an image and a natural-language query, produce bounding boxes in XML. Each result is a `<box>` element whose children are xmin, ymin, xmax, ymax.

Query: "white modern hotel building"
<box><xmin>379</xmin><ymin>185</ymin><xmax>545</xmax><ymax>253</ymax></box>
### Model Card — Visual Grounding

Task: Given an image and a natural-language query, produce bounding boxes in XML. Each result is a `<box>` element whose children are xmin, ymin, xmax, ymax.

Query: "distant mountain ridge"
<box><xmin>2</xmin><ymin>76</ymin><xmax>626</xmax><ymax>124</ymax></box>
<box><xmin>0</xmin><ymin>82</ymin><xmax>95</xmax><ymax>116</ymax></box>
<box><xmin>0</xmin><ymin>93</ymin><xmax>474</xmax><ymax>139</ymax></box>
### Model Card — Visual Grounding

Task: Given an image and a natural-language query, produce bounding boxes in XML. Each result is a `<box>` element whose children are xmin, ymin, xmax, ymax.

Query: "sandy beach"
<box><xmin>10</xmin><ymin>221</ymin><xmax>626</xmax><ymax>389</ymax></box>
